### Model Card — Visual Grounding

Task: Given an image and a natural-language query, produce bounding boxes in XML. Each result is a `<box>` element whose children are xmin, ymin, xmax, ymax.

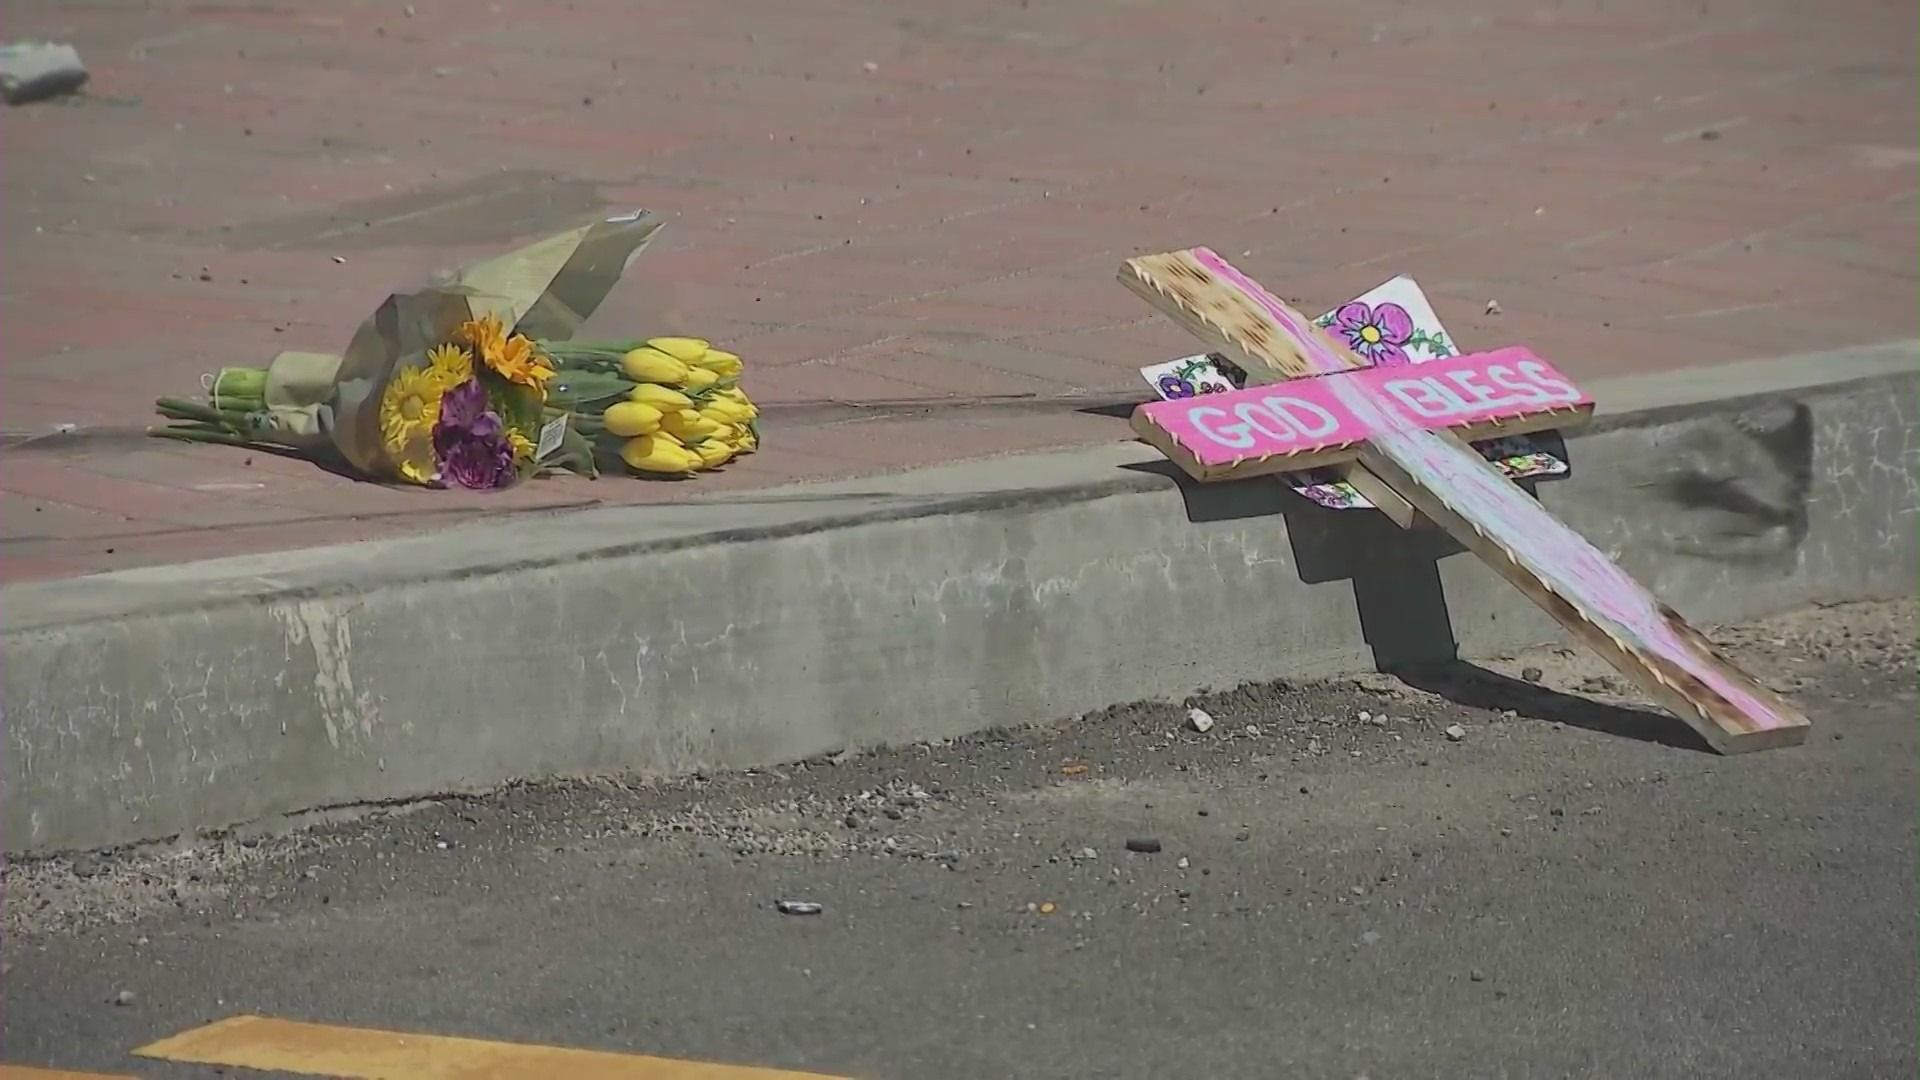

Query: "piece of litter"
<box><xmin>1244</xmin><ymin>723</ymin><xmax>1262</xmax><ymax>737</ymax></box>
<box><xmin>1444</xmin><ymin>724</ymin><xmax>1467</xmax><ymax>741</ymax></box>
<box><xmin>1484</xmin><ymin>299</ymin><xmax>1503</xmax><ymax>315</ymax></box>
<box><xmin>1125</xmin><ymin>837</ymin><xmax>1163</xmax><ymax>854</ymax></box>
<box><xmin>331</xmin><ymin>255</ymin><xmax>347</xmax><ymax>264</ymax></box>
<box><xmin>1187</xmin><ymin>707</ymin><xmax>1215</xmax><ymax>733</ymax></box>
<box><xmin>1176</xmin><ymin>856</ymin><xmax>1190</xmax><ymax>869</ymax></box>
<box><xmin>862</xmin><ymin>61</ymin><xmax>879</xmax><ymax>72</ymax></box>
<box><xmin>0</xmin><ymin>42</ymin><xmax>88</xmax><ymax>106</ymax></box>
<box><xmin>775</xmin><ymin>900</ymin><xmax>823</xmax><ymax>916</ymax></box>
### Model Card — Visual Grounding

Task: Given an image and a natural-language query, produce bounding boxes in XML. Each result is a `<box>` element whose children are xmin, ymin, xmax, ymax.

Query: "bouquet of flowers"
<box><xmin>149</xmin><ymin>211</ymin><xmax>666</xmax><ymax>487</ymax></box>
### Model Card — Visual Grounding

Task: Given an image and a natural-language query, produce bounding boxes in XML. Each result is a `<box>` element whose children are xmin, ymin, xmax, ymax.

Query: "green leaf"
<box><xmin>543</xmin><ymin>423</ymin><xmax>600</xmax><ymax>479</ymax></box>
<box><xmin>537</xmin><ymin>340</ymin><xmax>640</xmax><ymax>371</ymax></box>
<box><xmin>476</xmin><ymin>372</ymin><xmax>547</xmax><ymax>449</ymax></box>
<box><xmin>540</xmin><ymin>338</ymin><xmax>646</xmax><ymax>354</ymax></box>
<box><xmin>545</xmin><ymin>370</ymin><xmax>636</xmax><ymax>409</ymax></box>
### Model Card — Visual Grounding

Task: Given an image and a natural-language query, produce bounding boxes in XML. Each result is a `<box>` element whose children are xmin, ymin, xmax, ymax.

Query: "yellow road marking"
<box><xmin>136</xmin><ymin>1015</ymin><xmax>852</xmax><ymax>1079</ymax></box>
<box><xmin>0</xmin><ymin>1060</ymin><xmax>137</xmax><ymax>1068</ymax></box>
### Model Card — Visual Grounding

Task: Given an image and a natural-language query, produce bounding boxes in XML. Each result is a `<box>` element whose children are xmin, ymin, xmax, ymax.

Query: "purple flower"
<box><xmin>1157</xmin><ymin>374</ymin><xmax>1197</xmax><ymax>399</ymax></box>
<box><xmin>436</xmin><ymin>431</ymin><xmax>516</xmax><ymax>489</ymax></box>
<box><xmin>1332</xmin><ymin>301</ymin><xmax>1416</xmax><ymax>367</ymax></box>
<box><xmin>431</xmin><ymin>378</ymin><xmax>514</xmax><ymax>489</ymax></box>
<box><xmin>437</xmin><ymin>377</ymin><xmax>503</xmax><ymax>438</ymax></box>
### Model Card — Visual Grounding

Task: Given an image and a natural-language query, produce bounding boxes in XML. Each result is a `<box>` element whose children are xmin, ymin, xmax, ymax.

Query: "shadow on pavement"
<box><xmin>1119</xmin><ymin>457</ymin><xmax>1712</xmax><ymax>753</ymax></box>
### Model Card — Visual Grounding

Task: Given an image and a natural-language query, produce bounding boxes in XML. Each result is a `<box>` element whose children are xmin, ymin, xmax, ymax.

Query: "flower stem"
<box><xmin>147</xmin><ymin>426</ymin><xmax>258</xmax><ymax>447</ymax></box>
<box><xmin>155</xmin><ymin>398</ymin><xmax>262</xmax><ymax>438</ymax></box>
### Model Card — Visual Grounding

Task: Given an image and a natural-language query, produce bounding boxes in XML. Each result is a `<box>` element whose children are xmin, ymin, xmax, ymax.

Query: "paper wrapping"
<box><xmin>258</xmin><ymin>210</ymin><xmax>665</xmax><ymax>477</ymax></box>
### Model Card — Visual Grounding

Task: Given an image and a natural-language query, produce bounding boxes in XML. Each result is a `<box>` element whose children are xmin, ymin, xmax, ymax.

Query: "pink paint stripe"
<box><xmin>1327</xmin><ymin>377</ymin><xmax>1792</xmax><ymax>733</ymax></box>
<box><xmin>1189</xmin><ymin>248</ymin><xmax>1354</xmax><ymax>375</ymax></box>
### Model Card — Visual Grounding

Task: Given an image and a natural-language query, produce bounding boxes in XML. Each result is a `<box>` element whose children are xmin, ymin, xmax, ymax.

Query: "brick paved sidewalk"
<box><xmin>2</xmin><ymin>0</ymin><xmax>1913</xmax><ymax>582</ymax></box>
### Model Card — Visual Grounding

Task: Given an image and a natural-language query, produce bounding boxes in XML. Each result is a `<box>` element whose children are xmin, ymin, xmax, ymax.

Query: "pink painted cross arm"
<box><xmin>1132</xmin><ymin>346</ymin><xmax>1594</xmax><ymax>483</ymax></box>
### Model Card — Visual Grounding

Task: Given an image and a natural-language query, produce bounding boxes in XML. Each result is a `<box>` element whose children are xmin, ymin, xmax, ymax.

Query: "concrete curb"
<box><xmin>6</xmin><ymin>342</ymin><xmax>1916</xmax><ymax>854</ymax></box>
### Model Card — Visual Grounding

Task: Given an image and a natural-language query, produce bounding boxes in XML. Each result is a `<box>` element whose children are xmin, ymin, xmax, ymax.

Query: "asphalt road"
<box><xmin>4</xmin><ymin>601</ymin><xmax>1915</xmax><ymax>1080</ymax></box>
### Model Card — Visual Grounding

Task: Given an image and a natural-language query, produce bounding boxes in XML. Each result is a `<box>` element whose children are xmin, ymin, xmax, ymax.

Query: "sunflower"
<box><xmin>457</xmin><ymin>313</ymin><xmax>508</xmax><ymax>364</ymax></box>
<box><xmin>379</xmin><ymin>366</ymin><xmax>444</xmax><ymax>454</ymax></box>
<box><xmin>457</xmin><ymin>312</ymin><xmax>554</xmax><ymax>394</ymax></box>
<box><xmin>426</xmin><ymin>342</ymin><xmax>474</xmax><ymax>384</ymax></box>
<box><xmin>507</xmin><ymin>428</ymin><xmax>536</xmax><ymax>462</ymax></box>
<box><xmin>487</xmin><ymin>333</ymin><xmax>557</xmax><ymax>393</ymax></box>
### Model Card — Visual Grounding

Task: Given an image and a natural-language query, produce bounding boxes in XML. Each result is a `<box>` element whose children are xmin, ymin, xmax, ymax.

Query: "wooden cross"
<box><xmin>1122</xmin><ymin>247</ymin><xmax>1809</xmax><ymax>754</ymax></box>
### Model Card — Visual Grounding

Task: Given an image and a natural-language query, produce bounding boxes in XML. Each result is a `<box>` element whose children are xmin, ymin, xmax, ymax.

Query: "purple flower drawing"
<box><xmin>1332</xmin><ymin>301</ymin><xmax>1416</xmax><ymax>367</ymax></box>
<box><xmin>1157</xmin><ymin>374</ymin><xmax>1197</xmax><ymax>399</ymax></box>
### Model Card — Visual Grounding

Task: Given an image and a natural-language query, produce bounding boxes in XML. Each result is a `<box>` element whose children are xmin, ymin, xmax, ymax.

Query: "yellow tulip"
<box><xmin>602</xmin><ymin>401</ymin><xmax>663</xmax><ymax>437</ymax></box>
<box><xmin>699</xmin><ymin>399</ymin><xmax>750</xmax><ymax>426</ymax></box>
<box><xmin>620</xmin><ymin>347</ymin><xmax>691</xmax><ymax>385</ymax></box>
<box><xmin>715</xmin><ymin>387</ymin><xmax>759</xmax><ymax>418</ymax></box>
<box><xmin>660</xmin><ymin>409</ymin><xmax>724</xmax><ymax>443</ymax></box>
<box><xmin>682</xmin><ymin>366</ymin><xmax>721</xmax><ymax>391</ymax></box>
<box><xmin>693</xmin><ymin>349</ymin><xmax>743</xmax><ymax>379</ymax></box>
<box><xmin>620</xmin><ymin>434</ymin><xmax>698</xmax><ymax>475</ymax></box>
<box><xmin>645</xmin><ymin>337</ymin><xmax>710</xmax><ymax>364</ymax></box>
<box><xmin>693</xmin><ymin>440</ymin><xmax>735</xmax><ymax>468</ymax></box>
<box><xmin>629</xmin><ymin>383</ymin><xmax>694</xmax><ymax>411</ymax></box>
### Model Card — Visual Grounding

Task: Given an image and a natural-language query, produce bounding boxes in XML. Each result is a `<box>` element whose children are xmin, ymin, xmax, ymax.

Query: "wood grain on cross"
<box><xmin>1121</xmin><ymin>247</ymin><xmax>1810</xmax><ymax>754</ymax></box>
